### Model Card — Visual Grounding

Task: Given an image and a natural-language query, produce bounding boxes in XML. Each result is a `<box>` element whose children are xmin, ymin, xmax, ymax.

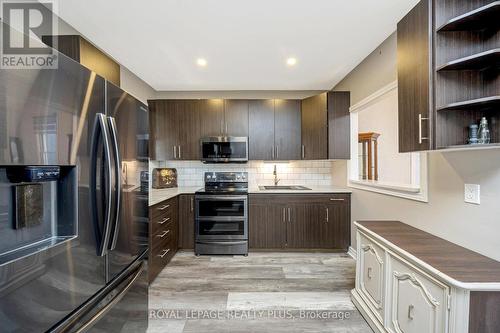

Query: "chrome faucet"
<box><xmin>273</xmin><ymin>164</ymin><xmax>280</xmax><ymax>186</ymax></box>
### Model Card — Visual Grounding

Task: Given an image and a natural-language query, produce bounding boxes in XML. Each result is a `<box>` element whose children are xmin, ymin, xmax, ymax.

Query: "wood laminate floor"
<box><xmin>148</xmin><ymin>251</ymin><xmax>372</xmax><ymax>333</ymax></box>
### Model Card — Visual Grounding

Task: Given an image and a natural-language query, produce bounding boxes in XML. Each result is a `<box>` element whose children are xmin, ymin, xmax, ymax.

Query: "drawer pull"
<box><xmin>158</xmin><ymin>204</ymin><xmax>170</xmax><ymax>211</ymax></box>
<box><xmin>158</xmin><ymin>217</ymin><xmax>170</xmax><ymax>225</ymax></box>
<box><xmin>326</xmin><ymin>208</ymin><xmax>329</xmax><ymax>222</ymax></box>
<box><xmin>157</xmin><ymin>249</ymin><xmax>170</xmax><ymax>258</ymax></box>
<box><xmin>408</xmin><ymin>304</ymin><xmax>414</xmax><ymax>320</ymax></box>
<box><xmin>330</xmin><ymin>198</ymin><xmax>345</xmax><ymax>201</ymax></box>
<box><xmin>156</xmin><ymin>230</ymin><xmax>170</xmax><ymax>238</ymax></box>
<box><xmin>367</xmin><ymin>267</ymin><xmax>372</xmax><ymax>279</ymax></box>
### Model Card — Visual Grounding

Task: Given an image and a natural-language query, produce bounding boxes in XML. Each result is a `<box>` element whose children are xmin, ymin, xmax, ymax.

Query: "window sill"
<box><xmin>348</xmin><ymin>179</ymin><xmax>428</xmax><ymax>202</ymax></box>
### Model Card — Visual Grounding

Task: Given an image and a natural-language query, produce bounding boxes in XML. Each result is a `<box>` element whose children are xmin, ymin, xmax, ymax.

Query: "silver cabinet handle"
<box><xmin>282</xmin><ymin>207</ymin><xmax>286</xmax><ymax>222</ymax></box>
<box><xmin>408</xmin><ymin>304</ymin><xmax>414</xmax><ymax>320</ymax></box>
<box><xmin>158</xmin><ymin>204</ymin><xmax>170</xmax><ymax>210</ymax></box>
<box><xmin>190</xmin><ymin>197</ymin><xmax>194</xmax><ymax>212</ymax></box>
<box><xmin>301</xmin><ymin>145</ymin><xmax>305</xmax><ymax>159</ymax></box>
<box><xmin>367</xmin><ymin>267</ymin><xmax>372</xmax><ymax>279</ymax></box>
<box><xmin>418</xmin><ymin>113</ymin><xmax>429</xmax><ymax>144</ymax></box>
<box><xmin>158</xmin><ymin>249</ymin><xmax>171</xmax><ymax>258</ymax></box>
<box><xmin>156</xmin><ymin>230</ymin><xmax>170</xmax><ymax>238</ymax></box>
<box><xmin>178</xmin><ymin>145</ymin><xmax>181</xmax><ymax>159</ymax></box>
<box><xmin>158</xmin><ymin>217</ymin><xmax>170</xmax><ymax>225</ymax></box>
<box><xmin>173</xmin><ymin>146</ymin><xmax>177</xmax><ymax>159</ymax></box>
<box><xmin>326</xmin><ymin>208</ymin><xmax>329</xmax><ymax>222</ymax></box>
<box><xmin>330</xmin><ymin>198</ymin><xmax>345</xmax><ymax>201</ymax></box>
<box><xmin>288</xmin><ymin>207</ymin><xmax>291</xmax><ymax>222</ymax></box>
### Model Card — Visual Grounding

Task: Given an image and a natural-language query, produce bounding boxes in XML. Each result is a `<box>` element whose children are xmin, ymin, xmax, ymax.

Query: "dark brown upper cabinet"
<box><xmin>249</xmin><ymin>99</ymin><xmax>302</xmax><ymax>160</ymax></box>
<box><xmin>178</xmin><ymin>100</ymin><xmax>201</xmax><ymax>160</ymax></box>
<box><xmin>42</xmin><ymin>35</ymin><xmax>120</xmax><ymax>86</ymax></box>
<box><xmin>301</xmin><ymin>92</ymin><xmax>351</xmax><ymax>160</ymax></box>
<box><xmin>301</xmin><ymin>93</ymin><xmax>328</xmax><ymax>159</ymax></box>
<box><xmin>328</xmin><ymin>92</ymin><xmax>351</xmax><ymax>159</ymax></box>
<box><xmin>199</xmin><ymin>99</ymin><xmax>225</xmax><ymax>137</ymax></box>
<box><xmin>224</xmin><ymin>100</ymin><xmax>249</xmax><ymax>136</ymax></box>
<box><xmin>148</xmin><ymin>100</ymin><xmax>200</xmax><ymax>160</ymax></box>
<box><xmin>249</xmin><ymin>100</ymin><xmax>276</xmax><ymax>160</ymax></box>
<box><xmin>397</xmin><ymin>0</ymin><xmax>433</xmax><ymax>152</ymax></box>
<box><xmin>274</xmin><ymin>100</ymin><xmax>302</xmax><ymax>160</ymax></box>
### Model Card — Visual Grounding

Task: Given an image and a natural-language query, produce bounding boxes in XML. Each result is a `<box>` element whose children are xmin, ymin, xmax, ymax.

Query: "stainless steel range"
<box><xmin>195</xmin><ymin>172</ymin><xmax>248</xmax><ymax>255</ymax></box>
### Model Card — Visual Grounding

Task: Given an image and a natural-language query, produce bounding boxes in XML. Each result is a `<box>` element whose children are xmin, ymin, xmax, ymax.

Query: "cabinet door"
<box><xmin>148</xmin><ymin>100</ymin><xmax>179</xmax><ymax>160</ymax></box>
<box><xmin>249</xmin><ymin>100</ymin><xmax>275</xmax><ymax>160</ymax></box>
<box><xmin>301</xmin><ymin>93</ymin><xmax>328</xmax><ymax>159</ymax></box>
<box><xmin>286</xmin><ymin>203</ymin><xmax>311</xmax><ymax>248</ymax></box>
<box><xmin>178</xmin><ymin>195</ymin><xmax>195</xmax><ymax>249</ymax></box>
<box><xmin>389</xmin><ymin>255</ymin><xmax>449</xmax><ymax>333</ymax></box>
<box><xmin>199</xmin><ymin>99</ymin><xmax>224</xmax><ymax>137</ymax></box>
<box><xmin>397</xmin><ymin>0</ymin><xmax>432</xmax><ymax>152</ymax></box>
<box><xmin>274</xmin><ymin>99</ymin><xmax>301</xmax><ymax>160</ymax></box>
<box><xmin>328</xmin><ymin>92</ymin><xmax>351</xmax><ymax>159</ymax></box>
<box><xmin>224</xmin><ymin>100</ymin><xmax>249</xmax><ymax>136</ymax></box>
<box><xmin>178</xmin><ymin>101</ymin><xmax>201</xmax><ymax>160</ymax></box>
<box><xmin>326</xmin><ymin>195</ymin><xmax>350</xmax><ymax>250</ymax></box>
<box><xmin>249</xmin><ymin>196</ymin><xmax>286</xmax><ymax>248</ymax></box>
<box><xmin>358</xmin><ymin>233</ymin><xmax>385</xmax><ymax>324</ymax></box>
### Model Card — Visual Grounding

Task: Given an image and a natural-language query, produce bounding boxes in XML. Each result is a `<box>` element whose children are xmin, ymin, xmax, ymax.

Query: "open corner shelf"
<box><xmin>437</xmin><ymin>96</ymin><xmax>500</xmax><ymax>111</ymax></box>
<box><xmin>437</xmin><ymin>1</ymin><xmax>500</xmax><ymax>32</ymax></box>
<box><xmin>437</xmin><ymin>49</ymin><xmax>500</xmax><ymax>71</ymax></box>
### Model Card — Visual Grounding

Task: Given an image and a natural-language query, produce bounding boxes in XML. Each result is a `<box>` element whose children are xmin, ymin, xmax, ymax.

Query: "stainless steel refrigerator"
<box><xmin>0</xmin><ymin>23</ymin><xmax>149</xmax><ymax>332</ymax></box>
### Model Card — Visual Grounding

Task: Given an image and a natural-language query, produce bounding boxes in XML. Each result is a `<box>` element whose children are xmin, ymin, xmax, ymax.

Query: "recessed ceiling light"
<box><xmin>286</xmin><ymin>57</ymin><xmax>297</xmax><ymax>66</ymax></box>
<box><xmin>196</xmin><ymin>58</ymin><xmax>207</xmax><ymax>67</ymax></box>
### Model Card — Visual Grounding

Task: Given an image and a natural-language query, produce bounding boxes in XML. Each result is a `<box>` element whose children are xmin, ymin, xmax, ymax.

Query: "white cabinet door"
<box><xmin>358</xmin><ymin>232</ymin><xmax>385</xmax><ymax>323</ymax></box>
<box><xmin>389</xmin><ymin>255</ymin><xmax>449</xmax><ymax>333</ymax></box>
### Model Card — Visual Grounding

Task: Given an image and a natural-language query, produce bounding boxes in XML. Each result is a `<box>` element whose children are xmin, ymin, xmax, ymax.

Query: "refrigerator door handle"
<box><xmin>90</xmin><ymin>113</ymin><xmax>114</xmax><ymax>257</ymax></box>
<box><xmin>107</xmin><ymin>116</ymin><xmax>121</xmax><ymax>251</ymax></box>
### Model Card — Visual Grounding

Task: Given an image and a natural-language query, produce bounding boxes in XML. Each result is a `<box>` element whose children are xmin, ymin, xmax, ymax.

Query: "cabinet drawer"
<box><xmin>388</xmin><ymin>254</ymin><xmax>449</xmax><ymax>333</ymax></box>
<box><xmin>152</xmin><ymin>223</ymin><xmax>175</xmax><ymax>249</ymax></box>
<box><xmin>151</xmin><ymin>198</ymin><xmax>177</xmax><ymax>219</ymax></box>
<box><xmin>151</xmin><ymin>210</ymin><xmax>176</xmax><ymax>234</ymax></box>
<box><xmin>357</xmin><ymin>232</ymin><xmax>385</xmax><ymax>324</ymax></box>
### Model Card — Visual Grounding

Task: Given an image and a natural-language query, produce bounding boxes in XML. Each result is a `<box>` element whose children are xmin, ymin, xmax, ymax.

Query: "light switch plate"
<box><xmin>464</xmin><ymin>184</ymin><xmax>480</xmax><ymax>205</ymax></box>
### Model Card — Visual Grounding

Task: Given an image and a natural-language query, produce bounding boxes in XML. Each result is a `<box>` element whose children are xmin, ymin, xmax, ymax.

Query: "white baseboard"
<box><xmin>347</xmin><ymin>246</ymin><xmax>357</xmax><ymax>260</ymax></box>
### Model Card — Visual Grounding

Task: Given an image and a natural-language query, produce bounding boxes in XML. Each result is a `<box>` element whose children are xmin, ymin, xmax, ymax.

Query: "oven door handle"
<box><xmin>196</xmin><ymin>241</ymin><xmax>248</xmax><ymax>246</ymax></box>
<box><xmin>196</xmin><ymin>195</ymin><xmax>248</xmax><ymax>201</ymax></box>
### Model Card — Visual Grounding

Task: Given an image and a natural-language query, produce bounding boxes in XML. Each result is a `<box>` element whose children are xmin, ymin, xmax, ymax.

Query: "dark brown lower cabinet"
<box><xmin>149</xmin><ymin>197</ymin><xmax>178</xmax><ymax>283</ymax></box>
<box><xmin>249</xmin><ymin>194</ymin><xmax>350</xmax><ymax>250</ymax></box>
<box><xmin>178</xmin><ymin>194</ymin><xmax>195</xmax><ymax>249</ymax></box>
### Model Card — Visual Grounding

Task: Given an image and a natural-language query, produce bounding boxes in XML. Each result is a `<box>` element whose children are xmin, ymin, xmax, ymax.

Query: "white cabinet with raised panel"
<box><xmin>357</xmin><ymin>233</ymin><xmax>386</xmax><ymax>324</ymax></box>
<box><xmin>351</xmin><ymin>221</ymin><xmax>500</xmax><ymax>333</ymax></box>
<box><xmin>388</xmin><ymin>255</ymin><xmax>449</xmax><ymax>333</ymax></box>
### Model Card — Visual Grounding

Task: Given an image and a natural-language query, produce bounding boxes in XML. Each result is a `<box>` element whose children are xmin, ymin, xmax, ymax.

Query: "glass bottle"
<box><xmin>477</xmin><ymin>117</ymin><xmax>490</xmax><ymax>144</ymax></box>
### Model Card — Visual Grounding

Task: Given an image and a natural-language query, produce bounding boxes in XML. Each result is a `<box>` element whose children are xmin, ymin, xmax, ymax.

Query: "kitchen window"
<box><xmin>348</xmin><ymin>81</ymin><xmax>428</xmax><ymax>202</ymax></box>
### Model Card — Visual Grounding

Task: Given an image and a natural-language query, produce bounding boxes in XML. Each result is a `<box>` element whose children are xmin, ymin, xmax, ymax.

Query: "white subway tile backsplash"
<box><xmin>149</xmin><ymin>160</ymin><xmax>334</xmax><ymax>187</ymax></box>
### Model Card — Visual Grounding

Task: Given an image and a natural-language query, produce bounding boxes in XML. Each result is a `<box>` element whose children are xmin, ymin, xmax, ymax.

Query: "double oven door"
<box><xmin>195</xmin><ymin>195</ymin><xmax>248</xmax><ymax>241</ymax></box>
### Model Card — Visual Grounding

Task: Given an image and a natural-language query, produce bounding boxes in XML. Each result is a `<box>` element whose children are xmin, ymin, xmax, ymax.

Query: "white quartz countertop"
<box><xmin>248</xmin><ymin>186</ymin><xmax>352</xmax><ymax>194</ymax></box>
<box><xmin>149</xmin><ymin>187</ymin><xmax>201</xmax><ymax>207</ymax></box>
<box><xmin>149</xmin><ymin>186</ymin><xmax>351</xmax><ymax>206</ymax></box>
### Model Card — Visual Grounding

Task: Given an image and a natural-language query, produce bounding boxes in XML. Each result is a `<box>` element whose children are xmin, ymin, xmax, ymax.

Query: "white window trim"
<box><xmin>347</xmin><ymin>81</ymin><xmax>429</xmax><ymax>202</ymax></box>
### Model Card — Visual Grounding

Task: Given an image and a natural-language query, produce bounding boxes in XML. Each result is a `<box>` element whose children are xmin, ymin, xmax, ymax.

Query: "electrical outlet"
<box><xmin>464</xmin><ymin>184</ymin><xmax>480</xmax><ymax>205</ymax></box>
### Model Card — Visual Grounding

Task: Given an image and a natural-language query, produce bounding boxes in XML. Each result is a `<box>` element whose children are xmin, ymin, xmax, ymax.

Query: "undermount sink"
<box><xmin>259</xmin><ymin>185</ymin><xmax>311</xmax><ymax>190</ymax></box>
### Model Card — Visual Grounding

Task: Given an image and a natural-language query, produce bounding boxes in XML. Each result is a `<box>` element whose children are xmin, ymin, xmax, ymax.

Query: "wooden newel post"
<box><xmin>358</xmin><ymin>132</ymin><xmax>380</xmax><ymax>181</ymax></box>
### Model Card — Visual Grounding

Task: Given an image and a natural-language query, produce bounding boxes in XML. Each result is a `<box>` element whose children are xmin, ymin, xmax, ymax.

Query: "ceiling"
<box><xmin>58</xmin><ymin>0</ymin><xmax>419</xmax><ymax>91</ymax></box>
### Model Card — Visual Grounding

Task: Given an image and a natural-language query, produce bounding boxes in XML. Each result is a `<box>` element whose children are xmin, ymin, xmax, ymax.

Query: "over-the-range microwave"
<box><xmin>200</xmin><ymin>136</ymin><xmax>248</xmax><ymax>163</ymax></box>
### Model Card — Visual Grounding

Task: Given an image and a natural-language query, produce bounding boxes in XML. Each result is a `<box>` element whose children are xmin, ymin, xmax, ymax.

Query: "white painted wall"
<box><xmin>333</xmin><ymin>32</ymin><xmax>500</xmax><ymax>261</ymax></box>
